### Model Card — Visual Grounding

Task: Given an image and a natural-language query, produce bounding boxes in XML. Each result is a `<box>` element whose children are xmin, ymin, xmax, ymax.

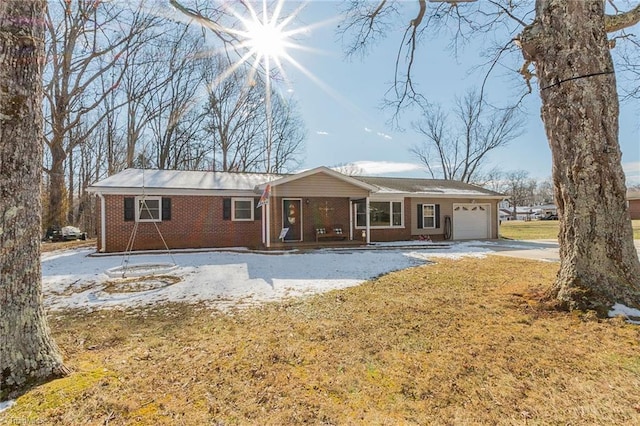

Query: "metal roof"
<box><xmin>87</xmin><ymin>168</ymin><xmax>283</xmax><ymax>194</ymax></box>
<box><xmin>88</xmin><ymin>168</ymin><xmax>504</xmax><ymax>198</ymax></box>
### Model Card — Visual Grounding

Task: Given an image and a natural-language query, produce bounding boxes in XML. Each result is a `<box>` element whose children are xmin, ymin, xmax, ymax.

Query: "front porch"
<box><xmin>266</xmin><ymin>238</ymin><xmax>367</xmax><ymax>251</ymax></box>
<box><xmin>256</xmin><ymin>168</ymin><xmax>380</xmax><ymax>249</ymax></box>
<box><xmin>264</xmin><ymin>196</ymin><xmax>370</xmax><ymax>247</ymax></box>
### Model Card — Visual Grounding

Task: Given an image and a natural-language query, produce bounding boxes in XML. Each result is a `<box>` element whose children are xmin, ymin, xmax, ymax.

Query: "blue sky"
<box><xmin>258</xmin><ymin>1</ymin><xmax>640</xmax><ymax>185</ymax></box>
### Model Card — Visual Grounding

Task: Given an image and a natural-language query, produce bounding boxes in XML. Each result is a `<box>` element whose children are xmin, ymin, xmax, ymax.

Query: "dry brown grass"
<box><xmin>41</xmin><ymin>239</ymin><xmax>95</xmax><ymax>252</ymax></box>
<box><xmin>3</xmin><ymin>257</ymin><xmax>640</xmax><ymax>425</ymax></box>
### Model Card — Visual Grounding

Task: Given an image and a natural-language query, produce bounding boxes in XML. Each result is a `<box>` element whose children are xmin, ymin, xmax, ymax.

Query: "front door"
<box><xmin>282</xmin><ymin>199</ymin><xmax>302</xmax><ymax>241</ymax></box>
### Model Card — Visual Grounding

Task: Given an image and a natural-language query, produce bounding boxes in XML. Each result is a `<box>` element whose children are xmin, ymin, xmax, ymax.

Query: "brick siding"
<box><xmin>100</xmin><ymin>195</ymin><xmax>262</xmax><ymax>252</ymax></box>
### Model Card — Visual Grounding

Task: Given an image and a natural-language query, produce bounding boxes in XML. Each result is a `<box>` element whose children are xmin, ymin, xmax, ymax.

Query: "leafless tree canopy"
<box><xmin>410</xmin><ymin>89</ymin><xmax>524</xmax><ymax>183</ymax></box>
<box><xmin>502</xmin><ymin>169</ymin><xmax>537</xmax><ymax>217</ymax></box>
<box><xmin>40</xmin><ymin>0</ymin><xmax>308</xmax><ymax>232</ymax></box>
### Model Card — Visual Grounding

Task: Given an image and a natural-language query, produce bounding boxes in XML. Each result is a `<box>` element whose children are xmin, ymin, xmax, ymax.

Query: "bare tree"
<box><xmin>471</xmin><ymin>166</ymin><xmax>504</xmax><ymax>193</ymax></box>
<box><xmin>43</xmin><ymin>0</ymin><xmax>156</xmax><ymax>228</ymax></box>
<box><xmin>614</xmin><ymin>28</ymin><xmax>640</xmax><ymax>100</ymax></box>
<box><xmin>146</xmin><ymin>31</ymin><xmax>208</xmax><ymax>170</ymax></box>
<box><xmin>411</xmin><ymin>89</ymin><xmax>524</xmax><ymax>183</ymax></box>
<box><xmin>331</xmin><ymin>163</ymin><xmax>366</xmax><ymax>176</ymax></box>
<box><xmin>118</xmin><ymin>22</ymin><xmax>208</xmax><ymax>171</ymax></box>
<box><xmin>341</xmin><ymin>0</ymin><xmax>640</xmax><ymax>314</ymax></box>
<box><xmin>202</xmin><ymin>56</ymin><xmax>266</xmax><ymax>172</ymax></box>
<box><xmin>535</xmin><ymin>176</ymin><xmax>554</xmax><ymax>205</ymax></box>
<box><xmin>503</xmin><ymin>170</ymin><xmax>537</xmax><ymax>219</ymax></box>
<box><xmin>265</xmin><ymin>94</ymin><xmax>306</xmax><ymax>174</ymax></box>
<box><xmin>1</xmin><ymin>0</ymin><xmax>67</xmax><ymax>400</ymax></box>
<box><xmin>202</xmin><ymin>57</ymin><xmax>305</xmax><ymax>173</ymax></box>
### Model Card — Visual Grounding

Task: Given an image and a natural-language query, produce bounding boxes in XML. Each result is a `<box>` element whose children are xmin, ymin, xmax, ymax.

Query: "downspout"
<box><xmin>97</xmin><ymin>192</ymin><xmax>106</xmax><ymax>252</ymax></box>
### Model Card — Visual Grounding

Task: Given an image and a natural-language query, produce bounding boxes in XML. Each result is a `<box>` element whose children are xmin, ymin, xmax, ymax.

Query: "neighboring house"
<box><xmin>628</xmin><ymin>189</ymin><xmax>640</xmax><ymax>220</ymax></box>
<box><xmin>499</xmin><ymin>209</ymin><xmax>512</xmax><ymax>222</ymax></box>
<box><xmin>535</xmin><ymin>204</ymin><xmax>558</xmax><ymax>217</ymax></box>
<box><xmin>500</xmin><ymin>207</ymin><xmax>538</xmax><ymax>221</ymax></box>
<box><xmin>87</xmin><ymin>167</ymin><xmax>504</xmax><ymax>253</ymax></box>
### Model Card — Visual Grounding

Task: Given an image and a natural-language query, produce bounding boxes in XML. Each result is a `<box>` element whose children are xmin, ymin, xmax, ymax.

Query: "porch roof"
<box><xmin>254</xmin><ymin>166</ymin><xmax>379</xmax><ymax>192</ymax></box>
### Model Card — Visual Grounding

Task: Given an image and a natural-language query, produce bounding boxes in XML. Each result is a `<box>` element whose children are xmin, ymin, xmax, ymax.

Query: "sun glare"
<box><xmin>170</xmin><ymin>0</ymin><xmax>345</xmax><ymax>170</ymax></box>
<box><xmin>244</xmin><ymin>18</ymin><xmax>288</xmax><ymax>60</ymax></box>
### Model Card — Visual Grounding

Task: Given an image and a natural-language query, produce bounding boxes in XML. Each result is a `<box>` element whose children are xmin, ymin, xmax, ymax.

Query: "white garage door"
<box><xmin>453</xmin><ymin>204</ymin><xmax>491</xmax><ymax>240</ymax></box>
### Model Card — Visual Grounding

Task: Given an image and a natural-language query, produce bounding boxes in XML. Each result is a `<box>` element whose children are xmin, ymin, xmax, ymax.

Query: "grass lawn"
<box><xmin>3</xmin><ymin>257</ymin><xmax>640</xmax><ymax>425</ymax></box>
<box><xmin>500</xmin><ymin>219</ymin><xmax>640</xmax><ymax>240</ymax></box>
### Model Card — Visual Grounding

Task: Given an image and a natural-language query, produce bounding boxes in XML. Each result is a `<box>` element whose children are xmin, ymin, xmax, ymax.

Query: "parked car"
<box><xmin>61</xmin><ymin>226</ymin><xmax>87</xmax><ymax>240</ymax></box>
<box><xmin>540</xmin><ymin>214</ymin><xmax>558</xmax><ymax>220</ymax></box>
<box><xmin>45</xmin><ymin>226</ymin><xmax>87</xmax><ymax>242</ymax></box>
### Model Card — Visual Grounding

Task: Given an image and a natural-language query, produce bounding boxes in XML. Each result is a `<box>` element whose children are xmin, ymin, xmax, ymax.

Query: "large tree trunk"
<box><xmin>47</xmin><ymin>139</ymin><xmax>67</xmax><ymax>228</ymax></box>
<box><xmin>1</xmin><ymin>0</ymin><xmax>67</xmax><ymax>400</ymax></box>
<box><xmin>519</xmin><ymin>0</ymin><xmax>640</xmax><ymax>314</ymax></box>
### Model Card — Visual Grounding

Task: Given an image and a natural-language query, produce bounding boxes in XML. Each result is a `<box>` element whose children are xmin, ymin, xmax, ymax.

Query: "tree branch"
<box><xmin>168</xmin><ymin>0</ymin><xmax>238</xmax><ymax>44</ymax></box>
<box><xmin>486</xmin><ymin>0</ymin><xmax>527</xmax><ymax>27</ymax></box>
<box><xmin>605</xmin><ymin>3</ymin><xmax>640</xmax><ymax>33</ymax></box>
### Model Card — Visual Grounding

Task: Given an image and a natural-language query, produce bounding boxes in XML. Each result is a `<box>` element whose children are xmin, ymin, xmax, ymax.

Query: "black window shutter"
<box><xmin>417</xmin><ymin>204</ymin><xmax>423</xmax><ymax>229</ymax></box>
<box><xmin>254</xmin><ymin>198</ymin><xmax>262</xmax><ymax>221</ymax></box>
<box><xmin>435</xmin><ymin>204</ymin><xmax>441</xmax><ymax>228</ymax></box>
<box><xmin>223</xmin><ymin>198</ymin><xmax>231</xmax><ymax>220</ymax></box>
<box><xmin>124</xmin><ymin>197</ymin><xmax>135</xmax><ymax>221</ymax></box>
<box><xmin>162</xmin><ymin>198</ymin><xmax>171</xmax><ymax>221</ymax></box>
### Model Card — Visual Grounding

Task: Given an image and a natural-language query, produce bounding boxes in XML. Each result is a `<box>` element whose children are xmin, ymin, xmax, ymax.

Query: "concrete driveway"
<box><xmin>486</xmin><ymin>239</ymin><xmax>640</xmax><ymax>262</ymax></box>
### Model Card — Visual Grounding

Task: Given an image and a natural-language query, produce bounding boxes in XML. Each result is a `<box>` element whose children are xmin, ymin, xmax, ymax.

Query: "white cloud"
<box><xmin>348</xmin><ymin>161</ymin><xmax>424</xmax><ymax>175</ymax></box>
<box><xmin>377</xmin><ymin>132</ymin><xmax>393</xmax><ymax>140</ymax></box>
<box><xmin>364</xmin><ymin>127</ymin><xmax>372</xmax><ymax>132</ymax></box>
<box><xmin>623</xmin><ymin>161</ymin><xmax>640</xmax><ymax>186</ymax></box>
<box><xmin>316</xmin><ymin>131</ymin><xmax>329</xmax><ymax>135</ymax></box>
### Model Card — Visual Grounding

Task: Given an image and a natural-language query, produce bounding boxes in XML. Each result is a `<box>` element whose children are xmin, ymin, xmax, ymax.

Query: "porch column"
<box><xmin>261</xmin><ymin>203</ymin><xmax>266</xmax><ymax>245</ymax></box>
<box><xmin>349</xmin><ymin>200</ymin><xmax>353</xmax><ymax>240</ymax></box>
<box><xmin>266</xmin><ymin>201</ymin><xmax>271</xmax><ymax>248</ymax></box>
<box><xmin>365</xmin><ymin>196</ymin><xmax>371</xmax><ymax>244</ymax></box>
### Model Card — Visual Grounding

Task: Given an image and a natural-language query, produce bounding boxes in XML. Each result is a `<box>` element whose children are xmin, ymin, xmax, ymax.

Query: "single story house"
<box><xmin>86</xmin><ymin>167</ymin><xmax>505</xmax><ymax>253</ymax></box>
<box><xmin>628</xmin><ymin>189</ymin><xmax>640</xmax><ymax>220</ymax></box>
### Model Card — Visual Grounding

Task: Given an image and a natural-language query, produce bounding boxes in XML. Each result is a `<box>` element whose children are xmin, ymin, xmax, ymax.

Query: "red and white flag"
<box><xmin>257</xmin><ymin>184</ymin><xmax>271</xmax><ymax>208</ymax></box>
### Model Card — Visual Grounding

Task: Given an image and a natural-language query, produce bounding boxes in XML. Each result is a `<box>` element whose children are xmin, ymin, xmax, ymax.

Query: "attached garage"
<box><xmin>452</xmin><ymin>203</ymin><xmax>491</xmax><ymax>240</ymax></box>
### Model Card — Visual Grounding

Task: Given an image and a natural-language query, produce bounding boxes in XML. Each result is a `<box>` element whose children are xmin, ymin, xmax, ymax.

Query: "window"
<box><xmin>422</xmin><ymin>204</ymin><xmax>436</xmax><ymax>228</ymax></box>
<box><xmin>417</xmin><ymin>203</ymin><xmax>439</xmax><ymax>229</ymax></box>
<box><xmin>136</xmin><ymin>196</ymin><xmax>161</xmax><ymax>222</ymax></box>
<box><xmin>125</xmin><ymin>197</ymin><xmax>170</xmax><ymax>222</ymax></box>
<box><xmin>356</xmin><ymin>200</ymin><xmax>403</xmax><ymax>228</ymax></box>
<box><xmin>392</xmin><ymin>201</ymin><xmax>402</xmax><ymax>226</ymax></box>
<box><xmin>232</xmin><ymin>198</ymin><xmax>254</xmax><ymax>221</ymax></box>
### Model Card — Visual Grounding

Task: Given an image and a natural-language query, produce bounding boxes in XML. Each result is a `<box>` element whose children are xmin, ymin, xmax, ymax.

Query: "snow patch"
<box><xmin>0</xmin><ymin>400</ymin><xmax>15</xmax><ymax>413</ymax></box>
<box><xmin>40</xmin><ymin>240</ymin><xmax>558</xmax><ymax>312</ymax></box>
<box><xmin>608</xmin><ymin>303</ymin><xmax>640</xmax><ymax>325</ymax></box>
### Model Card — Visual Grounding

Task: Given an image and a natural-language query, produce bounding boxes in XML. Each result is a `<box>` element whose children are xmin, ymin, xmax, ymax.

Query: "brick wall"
<box><xmin>100</xmin><ymin>195</ymin><xmax>263</xmax><ymax>252</ymax></box>
<box><xmin>629</xmin><ymin>199</ymin><xmax>640</xmax><ymax>220</ymax></box>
